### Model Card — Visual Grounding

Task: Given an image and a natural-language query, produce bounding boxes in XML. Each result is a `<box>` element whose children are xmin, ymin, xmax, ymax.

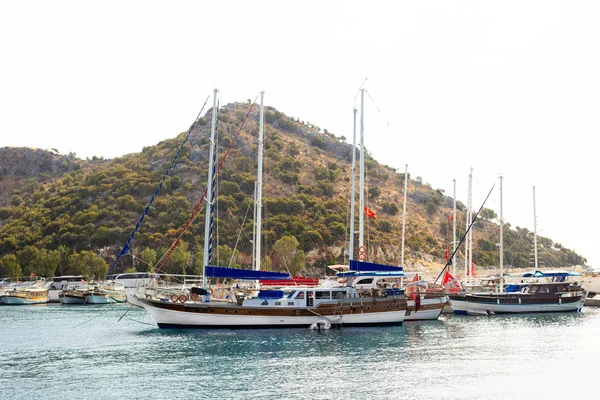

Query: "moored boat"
<box><xmin>449</xmin><ymin>281</ymin><xmax>585</xmax><ymax>314</ymax></box>
<box><xmin>58</xmin><ymin>286</ymin><xmax>88</xmax><ymax>304</ymax></box>
<box><xmin>0</xmin><ymin>285</ymin><xmax>49</xmax><ymax>305</ymax></box>
<box><xmin>140</xmin><ymin>283</ymin><xmax>407</xmax><ymax>329</ymax></box>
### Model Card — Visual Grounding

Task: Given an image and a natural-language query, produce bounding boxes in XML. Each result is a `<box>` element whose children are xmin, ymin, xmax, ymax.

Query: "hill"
<box><xmin>0</xmin><ymin>101</ymin><xmax>588</xmax><ymax>279</ymax></box>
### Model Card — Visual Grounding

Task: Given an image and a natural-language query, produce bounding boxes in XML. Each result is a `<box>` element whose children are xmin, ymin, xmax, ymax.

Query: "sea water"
<box><xmin>1</xmin><ymin>304</ymin><xmax>598</xmax><ymax>400</ymax></box>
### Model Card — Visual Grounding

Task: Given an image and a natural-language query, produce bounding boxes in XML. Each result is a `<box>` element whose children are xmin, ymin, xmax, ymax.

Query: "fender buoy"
<box><xmin>178</xmin><ymin>294</ymin><xmax>188</xmax><ymax>303</ymax></box>
<box><xmin>170</xmin><ymin>294</ymin><xmax>179</xmax><ymax>303</ymax></box>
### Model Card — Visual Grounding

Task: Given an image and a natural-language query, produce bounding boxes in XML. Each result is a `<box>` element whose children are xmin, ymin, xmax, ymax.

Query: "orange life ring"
<box><xmin>178</xmin><ymin>294</ymin><xmax>188</xmax><ymax>303</ymax></box>
<box><xmin>170</xmin><ymin>294</ymin><xmax>179</xmax><ymax>303</ymax></box>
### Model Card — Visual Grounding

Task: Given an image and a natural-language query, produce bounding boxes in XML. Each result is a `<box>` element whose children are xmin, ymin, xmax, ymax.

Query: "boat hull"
<box><xmin>141</xmin><ymin>298</ymin><xmax>407</xmax><ymax>329</ymax></box>
<box><xmin>405</xmin><ymin>295</ymin><xmax>447</xmax><ymax>321</ymax></box>
<box><xmin>85</xmin><ymin>294</ymin><xmax>116</xmax><ymax>304</ymax></box>
<box><xmin>59</xmin><ymin>294</ymin><xmax>87</xmax><ymax>305</ymax></box>
<box><xmin>0</xmin><ymin>295</ymin><xmax>48</xmax><ymax>305</ymax></box>
<box><xmin>449</xmin><ymin>294</ymin><xmax>585</xmax><ymax>314</ymax></box>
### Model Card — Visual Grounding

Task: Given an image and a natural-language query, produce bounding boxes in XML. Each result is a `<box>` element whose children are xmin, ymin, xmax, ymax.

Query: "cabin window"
<box><xmin>288</xmin><ymin>302</ymin><xmax>294</xmax><ymax>306</ymax></box>
<box><xmin>538</xmin><ymin>286</ymin><xmax>550</xmax><ymax>294</ymax></box>
<box><xmin>357</xmin><ymin>278</ymin><xmax>374</xmax><ymax>285</ymax></box>
<box><xmin>295</xmin><ymin>291</ymin><xmax>305</xmax><ymax>299</ymax></box>
<box><xmin>315</xmin><ymin>291</ymin><xmax>331</xmax><ymax>300</ymax></box>
<box><xmin>275</xmin><ymin>302</ymin><xmax>282</xmax><ymax>305</ymax></box>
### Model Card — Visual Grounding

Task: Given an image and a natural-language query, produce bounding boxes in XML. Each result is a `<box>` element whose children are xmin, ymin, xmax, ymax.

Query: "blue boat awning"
<box><xmin>337</xmin><ymin>270</ymin><xmax>405</xmax><ymax>277</ymax></box>
<box><xmin>349</xmin><ymin>260</ymin><xmax>404</xmax><ymax>272</ymax></box>
<box><xmin>511</xmin><ymin>270</ymin><xmax>581</xmax><ymax>278</ymax></box>
<box><xmin>204</xmin><ymin>266</ymin><xmax>290</xmax><ymax>280</ymax></box>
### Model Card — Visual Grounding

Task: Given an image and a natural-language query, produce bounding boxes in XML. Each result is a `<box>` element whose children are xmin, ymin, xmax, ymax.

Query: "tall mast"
<box><xmin>251</xmin><ymin>181</ymin><xmax>257</xmax><ymax>270</ymax></box>
<box><xmin>255</xmin><ymin>91</ymin><xmax>265</xmax><ymax>271</ymax></box>
<box><xmin>359</xmin><ymin>89</ymin><xmax>365</xmax><ymax>259</ymax></box>
<box><xmin>499</xmin><ymin>175</ymin><xmax>504</xmax><ymax>292</ymax></box>
<box><xmin>349</xmin><ymin>108</ymin><xmax>357</xmax><ymax>261</ymax></box>
<box><xmin>468</xmin><ymin>168</ymin><xmax>473</xmax><ymax>284</ymax></box>
<box><xmin>452</xmin><ymin>178</ymin><xmax>457</xmax><ymax>277</ymax></box>
<box><xmin>400</xmin><ymin>164</ymin><xmax>408</xmax><ymax>266</ymax></box>
<box><xmin>464</xmin><ymin>168</ymin><xmax>473</xmax><ymax>284</ymax></box>
<box><xmin>533</xmin><ymin>185</ymin><xmax>538</xmax><ymax>270</ymax></box>
<box><xmin>202</xmin><ymin>88</ymin><xmax>218</xmax><ymax>288</ymax></box>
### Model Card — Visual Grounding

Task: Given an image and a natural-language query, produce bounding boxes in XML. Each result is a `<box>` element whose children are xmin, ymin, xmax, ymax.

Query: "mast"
<box><xmin>202</xmin><ymin>88</ymin><xmax>218</xmax><ymax>288</ymax></box>
<box><xmin>255</xmin><ymin>91</ymin><xmax>265</xmax><ymax>271</ymax></box>
<box><xmin>452</xmin><ymin>178</ymin><xmax>457</xmax><ymax>277</ymax></box>
<box><xmin>349</xmin><ymin>108</ymin><xmax>357</xmax><ymax>261</ymax></box>
<box><xmin>499</xmin><ymin>175</ymin><xmax>504</xmax><ymax>292</ymax></box>
<box><xmin>533</xmin><ymin>185</ymin><xmax>538</xmax><ymax>270</ymax></box>
<box><xmin>359</xmin><ymin>89</ymin><xmax>365</xmax><ymax>259</ymax></box>
<box><xmin>400</xmin><ymin>164</ymin><xmax>408</xmax><ymax>266</ymax></box>
<box><xmin>465</xmin><ymin>168</ymin><xmax>473</xmax><ymax>284</ymax></box>
<box><xmin>251</xmin><ymin>181</ymin><xmax>257</xmax><ymax>270</ymax></box>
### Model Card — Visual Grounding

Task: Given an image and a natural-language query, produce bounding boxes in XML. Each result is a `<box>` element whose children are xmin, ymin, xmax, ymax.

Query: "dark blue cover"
<box><xmin>204</xmin><ymin>266</ymin><xmax>290</xmax><ymax>280</ymax></box>
<box><xmin>258</xmin><ymin>290</ymin><xmax>285</xmax><ymax>299</ymax></box>
<box><xmin>349</xmin><ymin>260</ymin><xmax>404</xmax><ymax>272</ymax></box>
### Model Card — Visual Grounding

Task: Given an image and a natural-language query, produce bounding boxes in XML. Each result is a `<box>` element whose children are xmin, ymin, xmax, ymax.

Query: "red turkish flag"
<box><xmin>442</xmin><ymin>270</ymin><xmax>463</xmax><ymax>293</ymax></box>
<box><xmin>364</xmin><ymin>206</ymin><xmax>376</xmax><ymax>219</ymax></box>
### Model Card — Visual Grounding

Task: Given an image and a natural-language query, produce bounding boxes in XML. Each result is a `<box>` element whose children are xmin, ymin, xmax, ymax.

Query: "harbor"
<box><xmin>1</xmin><ymin>302</ymin><xmax>599</xmax><ymax>399</ymax></box>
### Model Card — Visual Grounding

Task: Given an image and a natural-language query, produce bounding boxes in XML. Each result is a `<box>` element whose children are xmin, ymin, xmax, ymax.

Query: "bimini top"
<box><xmin>337</xmin><ymin>270</ymin><xmax>406</xmax><ymax>278</ymax></box>
<box><xmin>204</xmin><ymin>266</ymin><xmax>290</xmax><ymax>280</ymax></box>
<box><xmin>349</xmin><ymin>260</ymin><xmax>404</xmax><ymax>273</ymax></box>
<box><xmin>508</xmin><ymin>270</ymin><xmax>581</xmax><ymax>278</ymax></box>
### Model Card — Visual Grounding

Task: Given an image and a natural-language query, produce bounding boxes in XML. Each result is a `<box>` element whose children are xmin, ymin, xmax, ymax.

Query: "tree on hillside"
<box><xmin>66</xmin><ymin>251</ymin><xmax>108</xmax><ymax>280</ymax></box>
<box><xmin>17</xmin><ymin>246</ymin><xmax>42</xmax><ymax>277</ymax></box>
<box><xmin>1</xmin><ymin>254</ymin><xmax>22</xmax><ymax>281</ymax></box>
<box><xmin>138</xmin><ymin>247</ymin><xmax>157</xmax><ymax>271</ymax></box>
<box><xmin>274</xmin><ymin>235</ymin><xmax>305</xmax><ymax>276</ymax></box>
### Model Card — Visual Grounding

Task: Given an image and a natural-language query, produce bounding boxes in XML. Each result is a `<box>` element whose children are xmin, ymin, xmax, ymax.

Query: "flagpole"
<box><xmin>203</xmin><ymin>88</ymin><xmax>218</xmax><ymax>289</ymax></box>
<box><xmin>401</xmin><ymin>164</ymin><xmax>408</xmax><ymax>267</ymax></box>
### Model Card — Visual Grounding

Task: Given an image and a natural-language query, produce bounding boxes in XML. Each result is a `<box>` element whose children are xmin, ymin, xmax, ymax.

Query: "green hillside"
<box><xmin>0</xmin><ymin>102</ymin><xmax>587</xmax><ymax>279</ymax></box>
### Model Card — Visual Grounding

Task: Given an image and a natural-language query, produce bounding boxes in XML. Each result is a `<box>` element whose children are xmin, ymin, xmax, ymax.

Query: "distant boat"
<box><xmin>49</xmin><ymin>275</ymin><xmax>86</xmax><ymax>303</ymax></box>
<box><xmin>84</xmin><ymin>281</ymin><xmax>127</xmax><ymax>304</ymax></box>
<box><xmin>0</xmin><ymin>282</ymin><xmax>50</xmax><ymax>305</ymax></box>
<box><xmin>58</xmin><ymin>285</ymin><xmax>88</xmax><ymax>304</ymax></box>
<box><xmin>449</xmin><ymin>280</ymin><xmax>585</xmax><ymax>314</ymax></box>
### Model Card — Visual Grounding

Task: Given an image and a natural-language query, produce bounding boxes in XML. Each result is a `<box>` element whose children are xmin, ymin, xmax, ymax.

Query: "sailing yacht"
<box><xmin>138</xmin><ymin>90</ymin><xmax>407</xmax><ymax>328</ymax></box>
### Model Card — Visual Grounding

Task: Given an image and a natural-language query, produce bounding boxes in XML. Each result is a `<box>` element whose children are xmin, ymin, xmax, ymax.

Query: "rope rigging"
<box><xmin>155</xmin><ymin>95</ymin><xmax>258</xmax><ymax>271</ymax></box>
<box><xmin>105</xmin><ymin>95</ymin><xmax>211</xmax><ymax>278</ymax></box>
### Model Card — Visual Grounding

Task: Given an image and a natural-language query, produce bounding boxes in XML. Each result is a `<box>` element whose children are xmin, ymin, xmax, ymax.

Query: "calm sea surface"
<box><xmin>1</xmin><ymin>303</ymin><xmax>599</xmax><ymax>400</ymax></box>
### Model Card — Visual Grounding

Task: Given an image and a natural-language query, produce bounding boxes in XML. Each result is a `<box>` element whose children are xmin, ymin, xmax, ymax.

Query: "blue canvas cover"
<box><xmin>349</xmin><ymin>260</ymin><xmax>404</xmax><ymax>272</ymax></box>
<box><xmin>204</xmin><ymin>266</ymin><xmax>290</xmax><ymax>280</ymax></box>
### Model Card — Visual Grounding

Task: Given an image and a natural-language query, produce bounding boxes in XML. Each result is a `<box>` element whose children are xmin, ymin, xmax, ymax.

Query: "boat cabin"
<box><xmin>242</xmin><ymin>287</ymin><xmax>360</xmax><ymax>308</ymax></box>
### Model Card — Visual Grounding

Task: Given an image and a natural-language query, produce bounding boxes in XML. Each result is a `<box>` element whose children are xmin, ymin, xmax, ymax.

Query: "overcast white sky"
<box><xmin>1</xmin><ymin>1</ymin><xmax>598</xmax><ymax>269</ymax></box>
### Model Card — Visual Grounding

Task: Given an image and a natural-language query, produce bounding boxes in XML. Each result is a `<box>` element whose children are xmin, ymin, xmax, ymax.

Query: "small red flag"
<box><xmin>364</xmin><ymin>206</ymin><xmax>376</xmax><ymax>219</ymax></box>
<box><xmin>442</xmin><ymin>270</ymin><xmax>462</xmax><ymax>293</ymax></box>
<box><xmin>444</xmin><ymin>245</ymin><xmax>449</xmax><ymax>261</ymax></box>
<box><xmin>449</xmin><ymin>214</ymin><xmax>454</xmax><ymax>221</ymax></box>
<box><xmin>468</xmin><ymin>262</ymin><xmax>477</xmax><ymax>278</ymax></box>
